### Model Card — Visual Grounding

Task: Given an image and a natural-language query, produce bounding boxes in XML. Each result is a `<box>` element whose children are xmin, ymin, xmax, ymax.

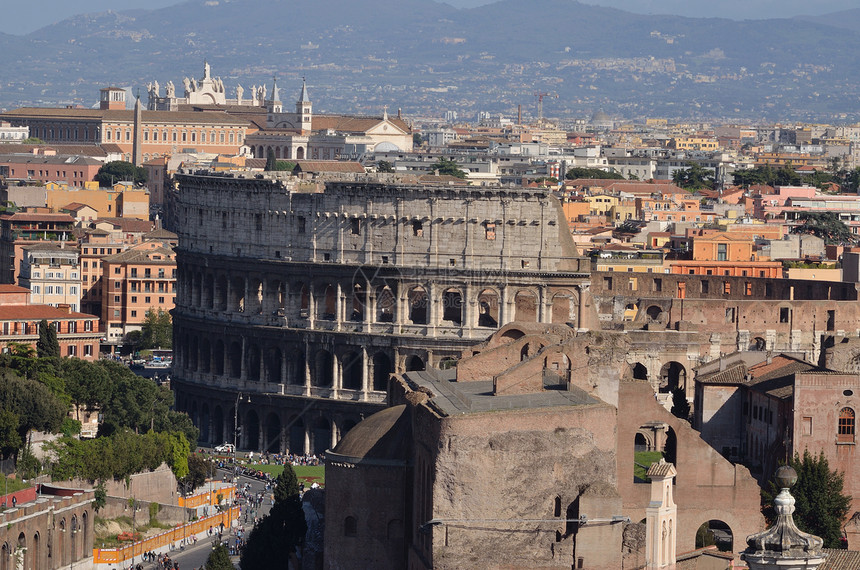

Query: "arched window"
<box><xmin>344</xmin><ymin>516</ymin><xmax>357</xmax><ymax>537</ymax></box>
<box><xmin>838</xmin><ymin>407</ymin><xmax>855</xmax><ymax>443</ymax></box>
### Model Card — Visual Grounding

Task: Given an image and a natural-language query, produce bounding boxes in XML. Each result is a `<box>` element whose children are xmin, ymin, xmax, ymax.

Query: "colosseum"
<box><xmin>170</xmin><ymin>172</ymin><xmax>593</xmax><ymax>454</ymax></box>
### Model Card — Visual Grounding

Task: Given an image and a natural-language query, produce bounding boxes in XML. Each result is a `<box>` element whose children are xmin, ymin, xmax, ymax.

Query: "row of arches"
<box><xmin>178</xmin><ymin>266</ymin><xmax>584</xmax><ymax>330</ymax></box>
<box><xmin>182</xmin><ymin>399</ymin><xmax>362</xmax><ymax>455</ymax></box>
<box><xmin>176</xmin><ymin>333</ymin><xmax>396</xmax><ymax>392</ymax></box>
<box><xmin>253</xmin><ymin>145</ymin><xmax>305</xmax><ymax>161</ymax></box>
<box><xmin>0</xmin><ymin>511</ymin><xmax>89</xmax><ymax>570</ymax></box>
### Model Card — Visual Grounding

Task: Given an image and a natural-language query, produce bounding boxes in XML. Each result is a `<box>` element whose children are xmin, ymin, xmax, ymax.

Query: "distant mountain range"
<box><xmin>2</xmin><ymin>0</ymin><xmax>860</xmax><ymax>122</ymax></box>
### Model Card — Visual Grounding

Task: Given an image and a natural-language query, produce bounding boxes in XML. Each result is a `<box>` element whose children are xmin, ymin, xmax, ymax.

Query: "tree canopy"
<box><xmin>37</xmin><ymin>320</ymin><xmax>60</xmax><ymax>359</ymax></box>
<box><xmin>790</xmin><ymin>211</ymin><xmax>858</xmax><ymax>246</ymax></box>
<box><xmin>763</xmin><ymin>450</ymin><xmax>851</xmax><ymax>549</ymax></box>
<box><xmin>377</xmin><ymin>160</ymin><xmax>394</xmax><ymax>173</ymax></box>
<box><xmin>431</xmin><ymin>157</ymin><xmax>467</xmax><ymax>179</ymax></box>
<box><xmin>672</xmin><ymin>162</ymin><xmax>714</xmax><ymax>190</ymax></box>
<box><xmin>240</xmin><ymin>464</ymin><xmax>307</xmax><ymax>568</ymax></box>
<box><xmin>205</xmin><ymin>543</ymin><xmax>234</xmax><ymax>570</ymax></box>
<box><xmin>565</xmin><ymin>167</ymin><xmax>624</xmax><ymax>180</ymax></box>
<box><xmin>0</xmin><ymin>368</ymin><xmax>67</xmax><ymax>458</ymax></box>
<box><xmin>140</xmin><ymin>308</ymin><xmax>172</xmax><ymax>349</ymax></box>
<box><xmin>95</xmin><ymin>161</ymin><xmax>148</xmax><ymax>186</ymax></box>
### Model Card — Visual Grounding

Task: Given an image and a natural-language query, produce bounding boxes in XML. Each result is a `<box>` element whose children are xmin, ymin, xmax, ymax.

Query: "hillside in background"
<box><xmin>2</xmin><ymin>0</ymin><xmax>860</xmax><ymax>122</ymax></box>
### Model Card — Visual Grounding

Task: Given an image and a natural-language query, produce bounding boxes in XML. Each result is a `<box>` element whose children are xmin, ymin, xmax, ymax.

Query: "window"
<box><xmin>604</xmin><ymin>276</ymin><xmax>613</xmax><ymax>290</ymax></box>
<box><xmin>131</xmin><ymin>310</ymin><xmax>137</xmax><ymax>318</ymax></box>
<box><xmin>838</xmin><ymin>408</ymin><xmax>855</xmax><ymax>443</ymax></box>
<box><xmin>131</xmin><ymin>268</ymin><xmax>138</xmax><ymax>278</ymax></box>
<box><xmin>84</xmin><ymin>345</ymin><xmax>93</xmax><ymax>357</ymax></box>
<box><xmin>701</xmin><ymin>280</ymin><xmax>709</xmax><ymax>294</ymax></box>
<box><xmin>84</xmin><ymin>321</ymin><xmax>93</xmax><ymax>332</ymax></box>
<box><xmin>114</xmin><ymin>267</ymin><xmax>121</xmax><ymax>274</ymax></box>
<box><xmin>654</xmin><ymin>278</ymin><xmax>662</xmax><ymax>292</ymax></box>
<box><xmin>159</xmin><ymin>297</ymin><xmax>165</xmax><ymax>304</ymax></box>
<box><xmin>145</xmin><ymin>297</ymin><xmax>151</xmax><ymax>304</ymax></box>
<box><xmin>779</xmin><ymin>307</ymin><xmax>790</xmax><ymax>323</ymax></box>
<box><xmin>297</xmin><ymin>216</ymin><xmax>306</xmax><ymax>233</ymax></box>
<box><xmin>67</xmin><ymin>346</ymin><xmax>76</xmax><ymax>356</ymax></box>
<box><xmin>113</xmin><ymin>309</ymin><xmax>120</xmax><ymax>317</ymax></box>
<box><xmin>717</xmin><ymin>243</ymin><xmax>727</xmax><ymax>261</ymax></box>
<box><xmin>114</xmin><ymin>295</ymin><xmax>120</xmax><ymax>302</ymax></box>
<box><xmin>723</xmin><ymin>281</ymin><xmax>731</xmax><ymax>294</ymax></box>
<box><xmin>802</xmin><ymin>417</ymin><xmax>812</xmax><ymax>436</ymax></box>
<box><xmin>131</xmin><ymin>296</ymin><xmax>137</xmax><ymax>303</ymax></box>
<box><xmin>412</xmin><ymin>221</ymin><xmax>423</xmax><ymax>237</ymax></box>
<box><xmin>485</xmin><ymin>223</ymin><xmax>496</xmax><ymax>240</ymax></box>
<box><xmin>351</xmin><ymin>218</ymin><xmax>361</xmax><ymax>235</ymax></box>
<box><xmin>344</xmin><ymin>516</ymin><xmax>357</xmax><ymax>537</ymax></box>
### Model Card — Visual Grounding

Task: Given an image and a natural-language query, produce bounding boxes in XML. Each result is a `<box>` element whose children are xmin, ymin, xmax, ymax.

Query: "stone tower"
<box><xmin>296</xmin><ymin>79</ymin><xmax>312</xmax><ymax>134</ymax></box>
<box><xmin>645</xmin><ymin>459</ymin><xmax>677</xmax><ymax>569</ymax></box>
<box><xmin>132</xmin><ymin>93</ymin><xmax>143</xmax><ymax>167</ymax></box>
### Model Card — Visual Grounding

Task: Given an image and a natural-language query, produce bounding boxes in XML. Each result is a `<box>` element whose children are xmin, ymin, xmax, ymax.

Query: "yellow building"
<box><xmin>669</xmin><ymin>136</ymin><xmax>720</xmax><ymax>151</ymax></box>
<box><xmin>47</xmin><ymin>181</ymin><xmax>149</xmax><ymax>220</ymax></box>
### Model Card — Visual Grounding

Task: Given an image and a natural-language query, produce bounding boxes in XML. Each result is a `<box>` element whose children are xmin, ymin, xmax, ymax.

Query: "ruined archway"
<box><xmin>477</xmin><ymin>288</ymin><xmax>499</xmax><ymax>328</ymax></box>
<box><xmin>265</xmin><ymin>413</ymin><xmax>282</xmax><ymax>453</ymax></box>
<box><xmin>408</xmin><ymin>286</ymin><xmax>428</xmax><ymax>325</ymax></box>
<box><xmin>372</xmin><ymin>352</ymin><xmax>393</xmax><ymax>391</ymax></box>
<box><xmin>551</xmin><ymin>290</ymin><xmax>575</xmax><ymax>324</ymax></box>
<box><xmin>441</xmin><ymin>288</ymin><xmax>463</xmax><ymax>325</ymax></box>
<box><xmin>633</xmin><ymin>423</ymin><xmax>675</xmax><ymax>483</ymax></box>
<box><xmin>313</xmin><ymin>349</ymin><xmax>334</xmax><ymax>387</ymax></box>
<box><xmin>695</xmin><ymin>520</ymin><xmax>733</xmax><ymax>552</ymax></box>
<box><xmin>514</xmin><ymin>290</ymin><xmax>538</xmax><ymax>322</ymax></box>
<box><xmin>244</xmin><ymin>409</ymin><xmax>260</xmax><ymax>450</ymax></box>
<box><xmin>312</xmin><ymin>417</ymin><xmax>331</xmax><ymax>455</ymax></box>
<box><xmin>632</xmin><ymin>362</ymin><xmax>648</xmax><ymax>381</ymax></box>
<box><xmin>405</xmin><ymin>355</ymin><xmax>425</xmax><ymax>372</ymax></box>
<box><xmin>658</xmin><ymin>361</ymin><xmax>686</xmax><ymax>393</ymax></box>
<box><xmin>376</xmin><ymin>285</ymin><xmax>396</xmax><ymax>322</ymax></box>
<box><xmin>342</xmin><ymin>351</ymin><xmax>362</xmax><ymax>390</ymax></box>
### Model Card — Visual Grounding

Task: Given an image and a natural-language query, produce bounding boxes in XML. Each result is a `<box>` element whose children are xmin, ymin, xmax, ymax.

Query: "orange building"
<box><xmin>0</xmin><ymin>285</ymin><xmax>100</xmax><ymax>359</ymax></box>
<box><xmin>101</xmin><ymin>236</ymin><xmax>177</xmax><ymax>344</ymax></box>
<box><xmin>670</xmin><ymin>232</ymin><xmax>782</xmax><ymax>278</ymax></box>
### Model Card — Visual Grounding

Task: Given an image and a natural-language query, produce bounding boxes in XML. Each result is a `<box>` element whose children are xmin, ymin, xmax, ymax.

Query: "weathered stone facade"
<box><xmin>170</xmin><ymin>172</ymin><xmax>592</xmax><ymax>453</ymax></box>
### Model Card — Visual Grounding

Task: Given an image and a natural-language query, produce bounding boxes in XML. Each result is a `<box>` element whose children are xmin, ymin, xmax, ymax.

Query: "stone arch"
<box><xmin>658</xmin><ymin>361</ymin><xmax>687</xmax><ymax>393</ymax></box>
<box><xmin>312</xmin><ymin>417</ymin><xmax>331</xmax><ymax>455</ymax></box>
<box><xmin>32</xmin><ymin>531</ymin><xmax>40</xmax><ymax>570</ymax></box>
<box><xmin>286</xmin><ymin>349</ymin><xmax>306</xmax><ymax>385</ymax></box>
<box><xmin>215</xmin><ymin>275</ymin><xmax>228</xmax><ymax>311</ymax></box>
<box><xmin>372</xmin><ymin>352</ymin><xmax>393</xmax><ymax>391</ymax></box>
<box><xmin>246</xmin><ymin>344</ymin><xmax>261</xmax><ymax>382</ymax></box>
<box><xmin>270</xmin><ymin>279</ymin><xmax>286</xmax><ymax>314</ymax></box>
<box><xmin>646</xmin><ymin>305</ymin><xmax>663</xmax><ymax>322</ymax></box>
<box><xmin>441</xmin><ymin>287</ymin><xmax>463</xmax><ymax>325</ymax></box>
<box><xmin>17</xmin><ymin>532</ymin><xmax>26</xmax><ymax>570</ymax></box>
<box><xmin>289</xmin><ymin>416</ymin><xmax>306</xmax><ymax>454</ymax></box>
<box><xmin>229</xmin><ymin>341</ymin><xmax>242</xmax><ymax>378</ymax></box>
<box><xmin>408</xmin><ymin>286</ymin><xmax>429</xmax><ymax>325</ymax></box>
<box><xmin>319</xmin><ymin>284</ymin><xmax>337</xmax><ymax>320</ymax></box>
<box><xmin>244</xmin><ymin>409</ymin><xmax>260</xmax><ymax>450</ymax></box>
<box><xmin>192</xmin><ymin>272</ymin><xmax>202</xmax><ymax>307</ymax></box>
<box><xmin>500</xmin><ymin>328</ymin><xmax>526</xmax><ymax>342</ymax></box>
<box><xmin>200</xmin><ymin>403</ymin><xmax>211</xmax><ymax>443</ymax></box>
<box><xmin>200</xmin><ymin>338</ymin><xmax>211</xmax><ymax>373</ymax></box>
<box><xmin>344</xmin><ymin>516</ymin><xmax>357</xmax><ymax>537</ymax></box>
<box><xmin>297</xmin><ymin>146</ymin><xmax>305</xmax><ymax>160</ymax></box>
<box><xmin>230</xmin><ymin>276</ymin><xmax>245</xmax><ymax>312</ymax></box>
<box><xmin>405</xmin><ymin>355</ymin><xmax>425</xmax><ymax>372</ymax></box>
<box><xmin>749</xmin><ymin>337</ymin><xmax>766</xmax><ymax>351</ymax></box>
<box><xmin>313</xmin><ymin>349</ymin><xmax>334</xmax><ymax>387</ymax></box>
<box><xmin>632</xmin><ymin>362</ymin><xmax>648</xmax><ymax>381</ymax></box>
<box><xmin>265</xmin><ymin>413</ymin><xmax>282</xmax><ymax>453</ymax></box>
<box><xmin>514</xmin><ymin>290</ymin><xmax>538</xmax><ymax>322</ymax></box>
<box><xmin>213</xmin><ymin>406</ymin><xmax>224</xmax><ymax>444</ymax></box>
<box><xmin>349</xmin><ymin>282</ymin><xmax>365</xmax><ymax>321</ymax></box>
<box><xmin>214</xmin><ymin>339</ymin><xmax>225</xmax><ymax>375</ymax></box>
<box><xmin>341</xmin><ymin>351</ymin><xmax>362</xmax><ymax>390</ymax></box>
<box><xmin>477</xmin><ymin>288</ymin><xmax>499</xmax><ymax>328</ymax></box>
<box><xmin>695</xmin><ymin>520</ymin><xmax>733</xmax><ymax>552</ymax></box>
<box><xmin>633</xmin><ymin>422</ymin><xmax>675</xmax><ymax>483</ymax></box>
<box><xmin>265</xmin><ymin>346</ymin><xmax>283</xmax><ymax>383</ymax></box>
<box><xmin>204</xmin><ymin>273</ymin><xmax>214</xmax><ymax>309</ymax></box>
<box><xmin>551</xmin><ymin>290</ymin><xmax>576</xmax><ymax>324</ymax></box>
<box><xmin>249</xmin><ymin>277</ymin><xmax>263</xmax><ymax>314</ymax></box>
<box><xmin>298</xmin><ymin>282</ymin><xmax>310</xmax><ymax>317</ymax></box>
<box><xmin>376</xmin><ymin>284</ymin><xmax>396</xmax><ymax>322</ymax></box>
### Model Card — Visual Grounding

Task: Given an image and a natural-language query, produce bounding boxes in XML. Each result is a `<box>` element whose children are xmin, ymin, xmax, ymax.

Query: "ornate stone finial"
<box><xmin>742</xmin><ymin>466</ymin><xmax>825</xmax><ymax>570</ymax></box>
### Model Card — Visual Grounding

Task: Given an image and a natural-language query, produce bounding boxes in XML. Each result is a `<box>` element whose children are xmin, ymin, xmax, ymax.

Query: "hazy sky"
<box><xmin>2</xmin><ymin>0</ymin><xmax>857</xmax><ymax>36</ymax></box>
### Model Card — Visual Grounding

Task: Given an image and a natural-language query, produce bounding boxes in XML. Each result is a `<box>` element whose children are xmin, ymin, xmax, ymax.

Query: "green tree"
<box><xmin>763</xmin><ymin>451</ymin><xmax>851</xmax><ymax>548</ymax></box>
<box><xmin>274</xmin><ymin>160</ymin><xmax>295</xmax><ymax>171</ymax></box>
<box><xmin>412</xmin><ymin>132</ymin><xmax>423</xmax><ymax>148</ymax></box>
<box><xmin>95</xmin><ymin>161</ymin><xmax>147</xmax><ymax>186</ymax></box>
<box><xmin>140</xmin><ymin>308</ymin><xmax>172</xmax><ymax>349</ymax></box>
<box><xmin>93</xmin><ymin>480</ymin><xmax>107</xmax><ymax>512</ymax></box>
<box><xmin>205</xmin><ymin>543</ymin><xmax>234</xmax><ymax>570</ymax></box>
<box><xmin>0</xmin><ymin>368</ymin><xmax>67</xmax><ymax>458</ymax></box>
<box><xmin>21</xmin><ymin>137</ymin><xmax>46</xmax><ymax>144</ymax></box>
<box><xmin>240</xmin><ymin>464</ymin><xmax>307</xmax><ymax>569</ymax></box>
<box><xmin>266</xmin><ymin>148</ymin><xmax>277</xmax><ymax>171</ymax></box>
<box><xmin>672</xmin><ymin>162</ymin><xmax>714</xmax><ymax>190</ymax></box>
<box><xmin>791</xmin><ymin>211</ymin><xmax>858</xmax><ymax>246</ymax></box>
<box><xmin>36</xmin><ymin>320</ymin><xmax>60</xmax><ymax>359</ymax></box>
<box><xmin>565</xmin><ymin>167</ymin><xmax>625</xmax><ymax>180</ymax></box>
<box><xmin>60</xmin><ymin>358</ymin><xmax>111</xmax><ymax>413</ymax></box>
<box><xmin>377</xmin><ymin>160</ymin><xmax>394</xmax><ymax>173</ymax></box>
<box><xmin>179</xmin><ymin>453</ymin><xmax>213</xmax><ymax>494</ymax></box>
<box><xmin>430</xmin><ymin>157</ymin><xmax>467</xmax><ymax>179</ymax></box>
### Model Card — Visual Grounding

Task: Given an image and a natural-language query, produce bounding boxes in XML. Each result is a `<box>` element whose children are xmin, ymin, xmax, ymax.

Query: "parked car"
<box><xmin>214</xmin><ymin>443</ymin><xmax>234</xmax><ymax>453</ymax></box>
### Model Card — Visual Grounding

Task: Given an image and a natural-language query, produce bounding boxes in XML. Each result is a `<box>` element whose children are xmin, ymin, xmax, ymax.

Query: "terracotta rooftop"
<box><xmin>92</xmin><ymin>218</ymin><xmax>153</xmax><ymax>233</ymax></box>
<box><xmin>1</xmin><ymin>107</ymin><xmax>249</xmax><ymax>126</ymax></box>
<box><xmin>311</xmin><ymin>114</ymin><xmax>410</xmax><ymax>134</ymax></box>
<box><xmin>0</xmin><ymin>305</ymin><xmax>95</xmax><ymax>321</ymax></box>
<box><xmin>292</xmin><ymin>161</ymin><xmax>365</xmax><ymax>173</ymax></box>
<box><xmin>820</xmin><ymin>549</ymin><xmax>860</xmax><ymax>570</ymax></box>
<box><xmin>0</xmin><ymin>285</ymin><xmax>30</xmax><ymax>294</ymax></box>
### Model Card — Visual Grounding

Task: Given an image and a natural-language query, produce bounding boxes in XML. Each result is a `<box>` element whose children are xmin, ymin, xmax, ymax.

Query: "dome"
<box><xmin>591</xmin><ymin>110</ymin><xmax>610</xmax><ymax>122</ymax></box>
<box><xmin>329</xmin><ymin>404</ymin><xmax>411</xmax><ymax>464</ymax></box>
<box><xmin>374</xmin><ymin>141</ymin><xmax>400</xmax><ymax>153</ymax></box>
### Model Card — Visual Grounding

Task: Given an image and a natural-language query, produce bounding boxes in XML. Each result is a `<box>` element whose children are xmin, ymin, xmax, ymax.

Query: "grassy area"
<box><xmin>633</xmin><ymin>451</ymin><xmax>665</xmax><ymax>483</ymax></box>
<box><xmin>248</xmin><ymin>463</ymin><xmax>325</xmax><ymax>486</ymax></box>
<box><xmin>0</xmin><ymin>474</ymin><xmax>32</xmax><ymax>496</ymax></box>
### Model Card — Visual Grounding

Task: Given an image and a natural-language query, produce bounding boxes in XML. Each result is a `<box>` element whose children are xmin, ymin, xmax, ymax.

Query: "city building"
<box><xmin>18</xmin><ymin>242</ymin><xmax>81</xmax><ymax>312</ymax></box>
<box><xmin>0</xmin><ymin>285</ymin><xmax>100</xmax><ymax>359</ymax></box>
<box><xmin>0</xmin><ymin>210</ymin><xmax>76</xmax><ymax>284</ymax></box>
<box><xmin>100</xmin><ymin>234</ymin><xmax>177</xmax><ymax>344</ymax></box>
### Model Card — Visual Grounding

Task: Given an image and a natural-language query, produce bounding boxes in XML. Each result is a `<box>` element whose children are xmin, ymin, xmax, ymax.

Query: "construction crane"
<box><xmin>533</xmin><ymin>91</ymin><xmax>558</xmax><ymax>122</ymax></box>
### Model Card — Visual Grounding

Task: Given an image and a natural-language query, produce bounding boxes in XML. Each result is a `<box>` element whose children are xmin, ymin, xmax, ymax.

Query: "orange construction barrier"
<box><xmin>92</xmin><ymin>506</ymin><xmax>238</xmax><ymax>565</ymax></box>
